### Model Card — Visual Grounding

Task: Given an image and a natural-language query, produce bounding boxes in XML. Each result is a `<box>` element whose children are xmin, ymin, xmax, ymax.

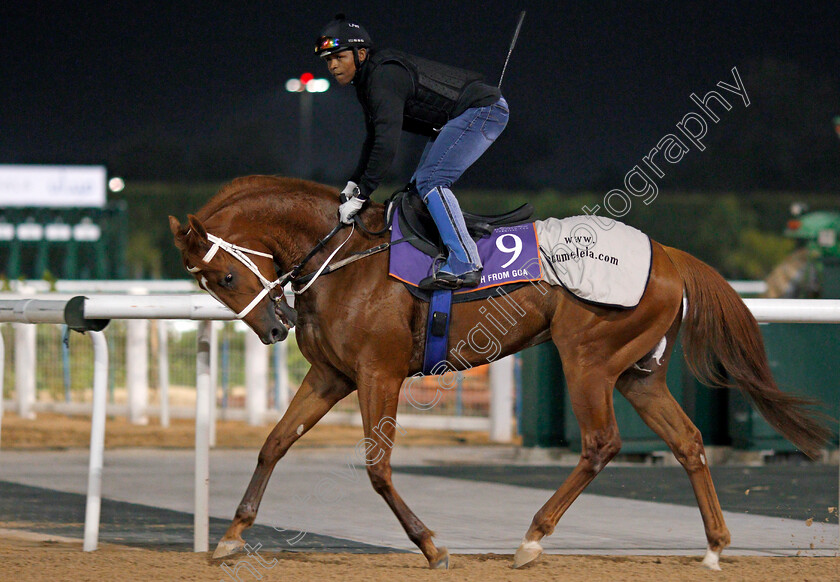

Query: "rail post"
<box><xmin>489</xmin><ymin>355</ymin><xmax>515</xmax><ymax>442</ymax></box>
<box><xmin>157</xmin><ymin>320</ymin><xmax>170</xmax><ymax>428</ymax></box>
<box><xmin>83</xmin><ymin>330</ymin><xmax>109</xmax><ymax>551</ymax></box>
<box><xmin>274</xmin><ymin>340</ymin><xmax>290</xmax><ymax>413</ymax></box>
<box><xmin>126</xmin><ymin>318</ymin><xmax>149</xmax><ymax>425</ymax></box>
<box><xmin>0</xmin><ymin>326</ymin><xmax>4</xmax><ymax>449</ymax></box>
<box><xmin>194</xmin><ymin>320</ymin><xmax>212</xmax><ymax>552</ymax></box>
<box><xmin>245</xmin><ymin>332</ymin><xmax>268</xmax><ymax>426</ymax></box>
<box><xmin>14</xmin><ymin>323</ymin><xmax>36</xmax><ymax>420</ymax></box>
<box><xmin>209</xmin><ymin>322</ymin><xmax>218</xmax><ymax>447</ymax></box>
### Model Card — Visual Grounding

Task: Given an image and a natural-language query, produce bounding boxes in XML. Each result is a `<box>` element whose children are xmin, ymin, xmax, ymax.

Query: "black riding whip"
<box><xmin>498</xmin><ymin>10</ymin><xmax>526</xmax><ymax>89</ymax></box>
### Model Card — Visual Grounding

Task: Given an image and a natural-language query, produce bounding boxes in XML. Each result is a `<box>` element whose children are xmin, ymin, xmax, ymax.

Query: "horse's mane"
<box><xmin>197</xmin><ymin>175</ymin><xmax>336</xmax><ymax>221</ymax></box>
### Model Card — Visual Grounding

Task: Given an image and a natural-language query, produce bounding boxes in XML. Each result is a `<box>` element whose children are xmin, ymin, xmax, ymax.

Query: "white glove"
<box><xmin>339</xmin><ymin>196</ymin><xmax>365</xmax><ymax>224</ymax></box>
<box><xmin>338</xmin><ymin>182</ymin><xmax>365</xmax><ymax>224</ymax></box>
<box><xmin>341</xmin><ymin>181</ymin><xmax>360</xmax><ymax>199</ymax></box>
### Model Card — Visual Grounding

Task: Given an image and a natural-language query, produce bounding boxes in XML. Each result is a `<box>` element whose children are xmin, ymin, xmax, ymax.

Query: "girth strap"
<box><xmin>422</xmin><ymin>289</ymin><xmax>453</xmax><ymax>375</ymax></box>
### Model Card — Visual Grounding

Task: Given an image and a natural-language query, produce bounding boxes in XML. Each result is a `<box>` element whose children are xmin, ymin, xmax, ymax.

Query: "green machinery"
<box><xmin>783</xmin><ymin>210</ymin><xmax>840</xmax><ymax>297</ymax></box>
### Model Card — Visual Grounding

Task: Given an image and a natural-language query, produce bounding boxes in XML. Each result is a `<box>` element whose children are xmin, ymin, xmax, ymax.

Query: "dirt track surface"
<box><xmin>0</xmin><ymin>411</ymin><xmax>495</xmax><ymax>449</ymax></box>
<box><xmin>1</xmin><ymin>537</ymin><xmax>838</xmax><ymax>582</ymax></box>
<box><xmin>2</xmin><ymin>413</ymin><xmax>838</xmax><ymax>580</ymax></box>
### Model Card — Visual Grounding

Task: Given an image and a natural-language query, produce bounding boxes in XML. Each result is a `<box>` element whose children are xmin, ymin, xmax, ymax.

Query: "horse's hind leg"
<box><xmin>514</xmin><ymin>362</ymin><xmax>622</xmax><ymax>568</ymax></box>
<box><xmin>616</xmin><ymin>336</ymin><xmax>730</xmax><ymax>570</ymax></box>
<box><xmin>213</xmin><ymin>365</ymin><xmax>352</xmax><ymax>558</ymax></box>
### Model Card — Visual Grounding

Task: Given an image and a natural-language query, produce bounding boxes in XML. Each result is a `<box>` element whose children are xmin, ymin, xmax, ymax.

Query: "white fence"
<box><xmin>1</xmin><ymin>296</ymin><xmax>497</xmax><ymax>432</ymax></box>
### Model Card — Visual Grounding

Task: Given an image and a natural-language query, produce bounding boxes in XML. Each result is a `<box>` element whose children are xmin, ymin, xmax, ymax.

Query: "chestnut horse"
<box><xmin>169</xmin><ymin>175</ymin><xmax>828</xmax><ymax>570</ymax></box>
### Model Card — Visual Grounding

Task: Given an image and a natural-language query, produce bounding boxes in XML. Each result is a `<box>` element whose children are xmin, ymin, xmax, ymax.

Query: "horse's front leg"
<box><xmin>356</xmin><ymin>371</ymin><xmax>450</xmax><ymax>569</ymax></box>
<box><xmin>213</xmin><ymin>365</ymin><xmax>352</xmax><ymax>558</ymax></box>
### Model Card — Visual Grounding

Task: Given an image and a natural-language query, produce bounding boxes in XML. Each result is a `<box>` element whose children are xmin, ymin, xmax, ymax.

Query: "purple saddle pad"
<box><xmin>388</xmin><ymin>209</ymin><xmax>542</xmax><ymax>294</ymax></box>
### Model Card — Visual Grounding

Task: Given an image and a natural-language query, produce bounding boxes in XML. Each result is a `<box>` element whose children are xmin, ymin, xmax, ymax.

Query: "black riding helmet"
<box><xmin>315</xmin><ymin>13</ymin><xmax>373</xmax><ymax>69</ymax></box>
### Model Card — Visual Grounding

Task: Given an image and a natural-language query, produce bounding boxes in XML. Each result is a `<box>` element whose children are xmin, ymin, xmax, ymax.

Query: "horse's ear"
<box><xmin>168</xmin><ymin>216</ymin><xmax>182</xmax><ymax>235</ymax></box>
<box><xmin>169</xmin><ymin>215</ymin><xmax>209</xmax><ymax>254</ymax></box>
<box><xmin>170</xmin><ymin>215</ymin><xmax>201</xmax><ymax>252</ymax></box>
<box><xmin>187</xmin><ymin>215</ymin><xmax>209</xmax><ymax>242</ymax></box>
<box><xmin>169</xmin><ymin>216</ymin><xmax>188</xmax><ymax>250</ymax></box>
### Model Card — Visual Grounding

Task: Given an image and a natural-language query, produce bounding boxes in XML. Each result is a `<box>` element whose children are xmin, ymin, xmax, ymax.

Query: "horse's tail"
<box><xmin>663</xmin><ymin>246</ymin><xmax>831</xmax><ymax>460</ymax></box>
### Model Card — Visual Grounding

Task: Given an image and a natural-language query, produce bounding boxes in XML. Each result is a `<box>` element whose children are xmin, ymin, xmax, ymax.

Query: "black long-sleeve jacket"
<box><xmin>350</xmin><ymin>48</ymin><xmax>500</xmax><ymax>198</ymax></box>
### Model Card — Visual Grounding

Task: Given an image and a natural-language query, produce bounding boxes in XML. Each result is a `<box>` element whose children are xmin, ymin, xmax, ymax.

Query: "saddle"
<box><xmin>384</xmin><ymin>186</ymin><xmax>537</xmax><ymax>375</ymax></box>
<box><xmin>391</xmin><ymin>186</ymin><xmax>535</xmax><ymax>256</ymax></box>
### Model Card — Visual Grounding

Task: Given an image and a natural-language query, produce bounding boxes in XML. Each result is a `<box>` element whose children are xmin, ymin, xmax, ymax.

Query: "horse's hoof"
<box><xmin>513</xmin><ymin>539</ymin><xmax>543</xmax><ymax>568</ymax></box>
<box><xmin>212</xmin><ymin>538</ymin><xmax>245</xmax><ymax>559</ymax></box>
<box><xmin>701</xmin><ymin>546</ymin><xmax>722</xmax><ymax>571</ymax></box>
<box><xmin>429</xmin><ymin>547</ymin><xmax>450</xmax><ymax>569</ymax></box>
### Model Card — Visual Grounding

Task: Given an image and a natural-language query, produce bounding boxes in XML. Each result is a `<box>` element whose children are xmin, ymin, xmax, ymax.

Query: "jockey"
<box><xmin>315</xmin><ymin>14</ymin><xmax>509</xmax><ymax>290</ymax></box>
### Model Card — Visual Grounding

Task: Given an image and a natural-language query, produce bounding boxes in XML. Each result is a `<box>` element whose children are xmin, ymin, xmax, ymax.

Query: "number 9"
<box><xmin>496</xmin><ymin>234</ymin><xmax>522</xmax><ymax>268</ymax></box>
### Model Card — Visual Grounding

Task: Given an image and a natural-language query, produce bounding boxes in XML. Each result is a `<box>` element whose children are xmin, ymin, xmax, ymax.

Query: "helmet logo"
<box><xmin>315</xmin><ymin>15</ymin><xmax>372</xmax><ymax>56</ymax></box>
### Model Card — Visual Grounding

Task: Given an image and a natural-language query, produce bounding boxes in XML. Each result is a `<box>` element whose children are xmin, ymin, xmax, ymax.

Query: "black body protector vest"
<box><xmin>358</xmin><ymin>48</ymin><xmax>494</xmax><ymax>136</ymax></box>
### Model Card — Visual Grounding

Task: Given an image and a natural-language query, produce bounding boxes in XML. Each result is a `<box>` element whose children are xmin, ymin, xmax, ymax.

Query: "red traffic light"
<box><xmin>300</xmin><ymin>72</ymin><xmax>314</xmax><ymax>85</ymax></box>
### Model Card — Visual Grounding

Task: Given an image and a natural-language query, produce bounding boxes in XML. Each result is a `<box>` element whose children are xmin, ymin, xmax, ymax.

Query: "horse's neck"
<box><xmin>261</xmin><ymin>197</ymin><xmax>386</xmax><ymax>268</ymax></box>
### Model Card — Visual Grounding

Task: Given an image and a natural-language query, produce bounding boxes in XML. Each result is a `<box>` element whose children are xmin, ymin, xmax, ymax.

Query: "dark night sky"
<box><xmin>2</xmin><ymin>2</ymin><xmax>839</xmax><ymax>191</ymax></box>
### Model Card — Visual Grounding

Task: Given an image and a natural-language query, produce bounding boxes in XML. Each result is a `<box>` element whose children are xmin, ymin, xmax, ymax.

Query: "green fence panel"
<box><xmin>821</xmin><ymin>256</ymin><xmax>840</xmax><ymax>299</ymax></box>
<box><xmin>729</xmin><ymin>323</ymin><xmax>840</xmax><ymax>453</ymax></box>
<box><xmin>519</xmin><ymin>342</ymin><xmax>567</xmax><ymax>447</ymax></box>
<box><xmin>519</xmin><ymin>335</ymin><xmax>730</xmax><ymax>453</ymax></box>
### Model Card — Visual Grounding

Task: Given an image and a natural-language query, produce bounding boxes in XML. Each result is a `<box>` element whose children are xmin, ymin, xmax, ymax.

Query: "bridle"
<box><xmin>187</xmin><ymin>223</ymin><xmax>355</xmax><ymax>319</ymax></box>
<box><xmin>186</xmin><ymin>205</ymin><xmax>399</xmax><ymax>320</ymax></box>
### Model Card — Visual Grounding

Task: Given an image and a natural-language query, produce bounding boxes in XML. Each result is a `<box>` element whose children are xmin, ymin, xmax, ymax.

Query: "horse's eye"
<box><xmin>224</xmin><ymin>273</ymin><xmax>233</xmax><ymax>284</ymax></box>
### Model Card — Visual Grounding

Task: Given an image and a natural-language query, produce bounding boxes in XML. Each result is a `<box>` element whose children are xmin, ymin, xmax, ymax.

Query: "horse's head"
<box><xmin>169</xmin><ymin>214</ymin><xmax>292</xmax><ymax>344</ymax></box>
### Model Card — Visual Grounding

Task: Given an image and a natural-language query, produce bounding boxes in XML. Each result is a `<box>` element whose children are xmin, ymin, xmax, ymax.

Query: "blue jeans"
<box><xmin>413</xmin><ymin>97</ymin><xmax>509</xmax><ymax>194</ymax></box>
<box><xmin>412</xmin><ymin>97</ymin><xmax>509</xmax><ymax>278</ymax></box>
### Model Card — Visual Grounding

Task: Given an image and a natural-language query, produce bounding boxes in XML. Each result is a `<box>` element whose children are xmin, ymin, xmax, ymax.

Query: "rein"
<box><xmin>282</xmin><ymin>222</ymin><xmax>346</xmax><ymax>284</ymax></box>
<box><xmin>294</xmin><ymin>241</ymin><xmax>391</xmax><ymax>285</ymax></box>
<box><xmin>352</xmin><ymin>207</ymin><xmax>392</xmax><ymax>236</ymax></box>
<box><xmin>293</xmin><ymin>199</ymin><xmax>400</xmax><ymax>285</ymax></box>
<box><xmin>285</xmin><ymin>223</ymin><xmax>356</xmax><ymax>295</ymax></box>
<box><xmin>286</xmin><ymin>198</ymin><xmax>397</xmax><ymax>287</ymax></box>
